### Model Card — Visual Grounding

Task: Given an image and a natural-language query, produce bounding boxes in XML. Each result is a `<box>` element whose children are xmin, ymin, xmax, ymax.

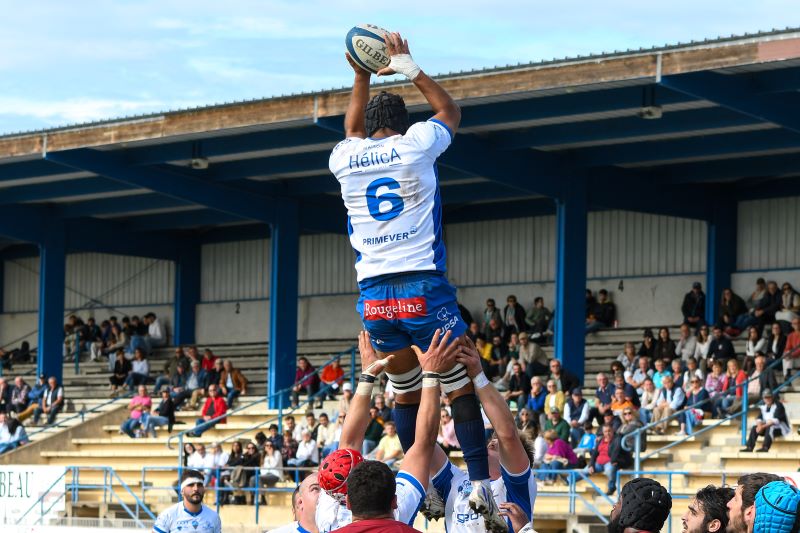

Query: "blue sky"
<box><xmin>1</xmin><ymin>0</ymin><xmax>797</xmax><ymax>134</ymax></box>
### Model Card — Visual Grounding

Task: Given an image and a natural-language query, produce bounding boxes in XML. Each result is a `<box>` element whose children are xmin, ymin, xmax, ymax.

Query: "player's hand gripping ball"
<box><xmin>345</xmin><ymin>23</ymin><xmax>391</xmax><ymax>74</ymax></box>
<box><xmin>318</xmin><ymin>448</ymin><xmax>364</xmax><ymax>500</ymax></box>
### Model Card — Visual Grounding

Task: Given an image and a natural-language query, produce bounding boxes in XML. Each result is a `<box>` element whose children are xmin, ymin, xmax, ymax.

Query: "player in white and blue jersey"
<box><xmin>330</xmin><ymin>31</ymin><xmax>506</xmax><ymax>533</ymax></box>
<box><xmin>153</xmin><ymin>470</ymin><xmax>222</xmax><ymax>533</ymax></box>
<box><xmin>425</xmin><ymin>337</ymin><xmax>538</xmax><ymax>533</ymax></box>
<box><xmin>268</xmin><ymin>473</ymin><xmax>320</xmax><ymax>533</ymax></box>
<box><xmin>316</xmin><ymin>330</ymin><xmax>455</xmax><ymax>532</ymax></box>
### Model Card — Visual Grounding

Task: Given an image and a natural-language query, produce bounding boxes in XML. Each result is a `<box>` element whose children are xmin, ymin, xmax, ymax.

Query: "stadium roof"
<box><xmin>1</xmin><ymin>27</ymin><xmax>800</xmax><ymax>258</ymax></box>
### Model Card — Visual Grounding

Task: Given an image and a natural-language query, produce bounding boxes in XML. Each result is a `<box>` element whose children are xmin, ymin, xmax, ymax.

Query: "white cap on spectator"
<box><xmin>342</xmin><ymin>382</ymin><xmax>352</xmax><ymax>391</ymax></box>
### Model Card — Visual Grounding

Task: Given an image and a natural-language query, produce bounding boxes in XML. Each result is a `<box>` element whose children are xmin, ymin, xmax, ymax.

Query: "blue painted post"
<box><xmin>173</xmin><ymin>243</ymin><xmax>201</xmax><ymax>346</ymax></box>
<box><xmin>37</xmin><ymin>231</ymin><xmax>66</xmax><ymax>384</ymax></box>
<box><xmin>705</xmin><ymin>199</ymin><xmax>737</xmax><ymax>326</ymax></box>
<box><xmin>0</xmin><ymin>259</ymin><xmax>4</xmax><ymax>315</ymax></box>
<box><xmin>554</xmin><ymin>181</ymin><xmax>588</xmax><ymax>385</ymax></box>
<box><xmin>268</xmin><ymin>207</ymin><xmax>299</xmax><ymax>409</ymax></box>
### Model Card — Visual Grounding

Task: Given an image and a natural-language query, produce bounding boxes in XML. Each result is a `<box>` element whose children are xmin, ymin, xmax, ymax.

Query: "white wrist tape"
<box><xmin>422</xmin><ymin>372</ymin><xmax>440</xmax><ymax>388</ymax></box>
<box><xmin>389</xmin><ymin>54</ymin><xmax>421</xmax><ymax>81</ymax></box>
<box><xmin>356</xmin><ymin>381</ymin><xmax>374</xmax><ymax>396</ymax></box>
<box><xmin>180</xmin><ymin>477</ymin><xmax>204</xmax><ymax>490</ymax></box>
<box><xmin>363</xmin><ymin>358</ymin><xmax>390</xmax><ymax>377</ymax></box>
<box><xmin>473</xmin><ymin>372</ymin><xmax>490</xmax><ymax>390</ymax></box>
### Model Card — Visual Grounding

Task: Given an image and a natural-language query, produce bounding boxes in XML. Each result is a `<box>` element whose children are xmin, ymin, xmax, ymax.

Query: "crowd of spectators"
<box><xmin>61</xmin><ymin>313</ymin><xmax>166</xmax><ymax>363</ymax></box>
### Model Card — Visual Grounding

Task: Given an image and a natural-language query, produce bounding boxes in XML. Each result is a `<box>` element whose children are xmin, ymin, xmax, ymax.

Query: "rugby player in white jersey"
<box><xmin>153</xmin><ymin>469</ymin><xmax>222</xmax><ymax>533</ymax></box>
<box><xmin>268</xmin><ymin>473</ymin><xmax>321</xmax><ymax>533</ymax></box>
<box><xmin>426</xmin><ymin>337</ymin><xmax>538</xmax><ymax>533</ymax></box>
<box><xmin>315</xmin><ymin>329</ymin><xmax>455</xmax><ymax>533</ymax></box>
<box><xmin>330</xmin><ymin>30</ymin><xmax>505</xmax><ymax>532</ymax></box>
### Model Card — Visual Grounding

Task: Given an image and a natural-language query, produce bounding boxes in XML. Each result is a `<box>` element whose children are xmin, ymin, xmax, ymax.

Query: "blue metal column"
<box><xmin>705</xmin><ymin>198</ymin><xmax>737</xmax><ymax>326</ymax></box>
<box><xmin>0</xmin><ymin>258</ymin><xmax>4</xmax><ymax>314</ymax></box>
<box><xmin>268</xmin><ymin>207</ymin><xmax>299</xmax><ymax>408</ymax></box>
<box><xmin>37</xmin><ymin>230</ymin><xmax>67</xmax><ymax>383</ymax></box>
<box><xmin>173</xmin><ymin>243</ymin><xmax>201</xmax><ymax>346</ymax></box>
<box><xmin>554</xmin><ymin>180</ymin><xmax>588</xmax><ymax>384</ymax></box>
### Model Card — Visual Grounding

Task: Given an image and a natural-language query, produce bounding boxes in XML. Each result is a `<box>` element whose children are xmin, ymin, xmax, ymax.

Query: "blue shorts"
<box><xmin>357</xmin><ymin>272</ymin><xmax>467</xmax><ymax>352</ymax></box>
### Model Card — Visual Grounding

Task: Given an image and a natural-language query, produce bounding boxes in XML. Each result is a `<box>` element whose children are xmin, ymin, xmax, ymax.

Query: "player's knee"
<box><xmin>450</xmin><ymin>393</ymin><xmax>482</xmax><ymax>423</ymax></box>
<box><xmin>386</xmin><ymin>367</ymin><xmax>422</xmax><ymax>394</ymax></box>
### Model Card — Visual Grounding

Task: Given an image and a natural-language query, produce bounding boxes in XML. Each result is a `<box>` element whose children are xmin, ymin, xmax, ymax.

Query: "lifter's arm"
<box><xmin>378</xmin><ymin>32</ymin><xmax>461</xmax><ymax>135</ymax></box>
<box><xmin>343</xmin><ymin>55</ymin><xmax>370</xmax><ymax>139</ymax></box>
<box><xmin>338</xmin><ymin>332</ymin><xmax>391</xmax><ymax>450</ymax></box>
<box><xmin>456</xmin><ymin>337</ymin><xmax>530</xmax><ymax>474</ymax></box>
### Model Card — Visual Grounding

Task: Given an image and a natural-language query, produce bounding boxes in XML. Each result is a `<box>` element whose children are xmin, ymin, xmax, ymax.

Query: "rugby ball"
<box><xmin>345</xmin><ymin>24</ymin><xmax>391</xmax><ymax>74</ymax></box>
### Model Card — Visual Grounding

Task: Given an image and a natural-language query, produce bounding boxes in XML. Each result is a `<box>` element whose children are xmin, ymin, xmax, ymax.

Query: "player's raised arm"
<box><xmin>338</xmin><ymin>332</ymin><xmax>392</xmax><ymax>450</ymax></box>
<box><xmin>400</xmin><ymin>329</ymin><xmax>458</xmax><ymax>487</ymax></box>
<box><xmin>455</xmin><ymin>337</ymin><xmax>530</xmax><ymax>474</ymax></box>
<box><xmin>343</xmin><ymin>53</ymin><xmax>370</xmax><ymax>139</ymax></box>
<box><xmin>377</xmin><ymin>32</ymin><xmax>461</xmax><ymax>135</ymax></box>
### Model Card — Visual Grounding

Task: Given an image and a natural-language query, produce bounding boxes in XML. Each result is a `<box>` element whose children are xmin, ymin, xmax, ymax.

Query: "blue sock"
<box><xmin>452</xmin><ymin>394</ymin><xmax>490</xmax><ymax>481</ymax></box>
<box><xmin>392</xmin><ymin>402</ymin><xmax>419</xmax><ymax>452</ymax></box>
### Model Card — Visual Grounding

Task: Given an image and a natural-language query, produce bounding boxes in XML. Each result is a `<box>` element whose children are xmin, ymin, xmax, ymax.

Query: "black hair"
<box><xmin>737</xmin><ymin>473</ymin><xmax>783</xmax><ymax>509</ymax></box>
<box><xmin>534</xmin><ymin>297</ymin><xmax>544</xmax><ymax>304</ymax></box>
<box><xmin>364</xmin><ymin>91</ymin><xmax>409</xmax><ymax>137</ymax></box>
<box><xmin>347</xmin><ymin>460</ymin><xmax>395</xmax><ymax>517</ymax></box>
<box><xmin>695</xmin><ymin>485</ymin><xmax>735</xmax><ymax>532</ymax></box>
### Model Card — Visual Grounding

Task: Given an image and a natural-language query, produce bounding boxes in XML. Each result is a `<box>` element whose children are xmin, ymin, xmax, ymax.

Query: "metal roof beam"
<box><xmin>45</xmin><ymin>149</ymin><xmax>291</xmax><ymax>224</ymax></box>
<box><xmin>660</xmin><ymin>71</ymin><xmax>800</xmax><ymax>134</ymax></box>
<box><xmin>124</xmin><ymin>209</ymin><xmax>241</xmax><ymax>232</ymax></box>
<box><xmin>0</xmin><ymin>176</ymin><xmax>137</xmax><ymax>205</ymax></box>
<box><xmin>209</xmin><ymin>152</ymin><xmax>331</xmax><ymax>182</ymax></box>
<box><xmin>57</xmin><ymin>193</ymin><xmax>193</xmax><ymax>218</ymax></box>
<box><xmin>655</xmin><ymin>152</ymin><xmax>800</xmax><ymax>184</ymax></box>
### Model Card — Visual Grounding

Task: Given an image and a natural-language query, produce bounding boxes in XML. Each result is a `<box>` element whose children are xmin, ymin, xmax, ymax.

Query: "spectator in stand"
<box><xmin>233</xmin><ymin>442</ymin><xmax>261</xmax><ymax>505</ymax></box>
<box><xmin>671</xmin><ymin>359</ymin><xmax>685</xmax><ymax>389</ymax></box>
<box><xmin>504</xmin><ymin>362</ymin><xmax>530</xmax><ymax>410</ymax></box>
<box><xmin>715</xmin><ymin>359</ymin><xmax>747</xmax><ymax>417</ymax></box>
<box><xmin>704</xmin><ymin>360</ymin><xmax>726</xmax><ymax>409</ymax></box>
<box><xmin>256</xmin><ymin>441</ymin><xmax>283</xmax><ymax>498</ymax></box>
<box><xmin>362</xmin><ymin>406</ymin><xmax>384</xmax><ymax>455</ymax></box>
<box><xmin>544</xmin><ymin>379</ymin><xmax>566</xmax><ymax>416</ymax></box>
<box><xmin>482</xmin><ymin>298</ymin><xmax>502</xmax><ymax>338</ymax></box>
<box><xmin>544</xmin><ymin>407</ymin><xmax>570</xmax><ymax>443</ymax></box>
<box><xmin>675</xmin><ymin>324</ymin><xmax>697</xmax><ymax>363</ymax></box>
<box><xmin>291</xmin><ymin>357</ymin><xmax>319</xmax><ymax>409</ymax></box>
<box><xmin>526</xmin><ymin>376</ymin><xmax>547</xmax><ymax>428</ymax></box>
<box><xmin>146</xmin><ymin>389</ymin><xmax>176</xmax><ymax>437</ymax></box>
<box><xmin>586</xmin><ymin>289</ymin><xmax>616</xmax><ymax>335</ymax></box>
<box><xmin>108</xmin><ymin>349</ymin><xmax>132</xmax><ymax>396</ymax></box>
<box><xmin>652</xmin><ymin>358</ymin><xmax>671</xmax><ymax>389</ymax></box>
<box><xmin>0</xmin><ymin>413</ymin><xmax>28</xmax><ymax>454</ymax></box>
<box><xmin>617</xmin><ymin>342</ymin><xmax>638</xmax><ymax>377</ymax></box>
<box><xmin>707</xmin><ymin>326</ymin><xmax>735</xmax><ymax>366</ymax></box>
<box><xmin>777</xmin><ymin>283</ymin><xmax>800</xmax><ymax>323</ymax></box>
<box><xmin>564</xmin><ymin>388</ymin><xmax>590</xmax><ymax>447</ymax></box>
<box><xmin>587</xmin><ymin>424</ymin><xmax>631</xmax><ymax>496</ymax></box>
<box><xmin>718</xmin><ymin>288</ymin><xmax>748</xmax><ymax>336</ymax></box>
<box><xmin>591</xmin><ymin>372</ymin><xmax>614</xmax><ymax>424</ymax></box>
<box><xmin>33</xmin><ymin>377</ymin><xmax>64</xmax><ymax>427</ymax></box>
<box><xmin>208</xmin><ymin>442</ymin><xmax>229</xmax><ymax>490</ymax></box>
<box><xmin>637</xmin><ymin>329</ymin><xmax>656</xmax><ymax>360</ymax></box>
<box><xmin>609</xmin><ymin>360</ymin><xmax>625</xmax><ymax>379</ymax></box>
<box><xmin>124</xmin><ymin>348</ymin><xmax>150</xmax><ymax>391</ymax></box>
<box><xmin>154</xmin><ymin>347</ymin><xmax>189</xmax><ymax>394</ymax></box>
<box><xmin>503</xmin><ymin>294</ymin><xmax>527</xmax><ymax>337</ymax></box>
<box><xmin>102</xmin><ymin>324</ymin><xmax>128</xmax><ymax>367</ymax></box>
<box><xmin>639</xmin><ymin>378</ymin><xmax>658</xmax><ymax>424</ymax></box>
<box><xmin>526</xmin><ymin>297</ymin><xmax>552</xmax><ymax>339</ymax></box>
<box><xmin>287</xmin><ymin>429</ymin><xmax>319</xmax><ymax>480</ymax></box>
<box><xmin>200</xmin><ymin>349</ymin><xmax>217</xmax><ymax>372</ymax></box>
<box><xmin>517</xmin><ymin>332</ymin><xmax>549</xmax><ymax>378</ymax></box>
<box><xmin>436</xmin><ymin>409</ymin><xmax>461</xmax><ymax>455</ymax></box>
<box><xmin>680</xmin><ymin>376</ymin><xmax>710</xmax><ymax>436</ymax></box>
<box><xmin>189</xmin><ymin>384</ymin><xmax>227</xmax><ymax>437</ymax></box>
<box><xmin>144</xmin><ymin>313</ymin><xmax>166</xmax><ymax>350</ymax></box>
<box><xmin>693</xmin><ymin>325</ymin><xmax>712</xmax><ymax>373</ymax></box>
<box><xmin>219</xmin><ymin>359</ymin><xmax>248</xmax><ymax>408</ymax></box>
<box><xmin>218</xmin><ymin>441</ymin><xmax>244</xmax><ymax>504</ymax></box>
<box><xmin>323</xmin><ymin>414</ymin><xmax>344</xmax><ymax>458</ymax></box>
<box><xmin>610</xmin><ymin>388</ymin><xmax>635</xmax><ymax>418</ymax></box>
<box><xmin>0</xmin><ymin>379</ymin><xmax>10</xmax><ymax>414</ymax></box>
<box><xmin>374</xmin><ymin>421</ymin><xmax>403</xmax><ymax>470</ymax></box>
<box><xmin>574</xmin><ymin>421</ymin><xmax>597</xmax><ymax>457</ymax></box>
<box><xmin>465</xmin><ymin>321</ymin><xmax>480</xmax><ymax>343</ymax></box>
<box><xmin>299</xmin><ymin>411</ymin><xmax>319</xmax><ymax>441</ymax></box>
<box><xmin>281</xmin><ymin>429</ymin><xmax>298</xmax><ymax>464</ymax></box>
<box><xmin>315</xmin><ymin>413</ymin><xmax>333</xmax><ymax>455</ymax></box>
<box><xmin>337</xmin><ymin>382</ymin><xmax>353</xmax><ymax>417</ymax></box>
<box><xmin>515</xmin><ymin>407</ymin><xmax>536</xmax><ymax>441</ymax></box>
<box><xmin>627</xmin><ymin>356</ymin><xmax>652</xmax><ymax>395</ymax></box>
<box><xmin>766</xmin><ymin>322</ymin><xmax>787</xmax><ymax>360</ymax></box>
<box><xmin>120</xmin><ymin>385</ymin><xmax>152</xmax><ymax>438</ymax></box>
<box><xmin>744</xmin><ymin>326</ymin><xmax>767</xmax><ymax>373</ymax></box>
<box><xmin>681</xmin><ymin>358</ymin><xmax>704</xmax><ymax>393</ymax></box>
<box><xmin>741</xmin><ymin>390</ymin><xmax>791</xmax><ymax>453</ymax></box>
<box><xmin>283</xmin><ymin>415</ymin><xmax>302</xmax><ymax>442</ymax></box>
<box><xmin>266</xmin><ymin>424</ymin><xmax>282</xmax><ymax>451</ymax></box>
<box><xmin>9</xmin><ymin>376</ymin><xmax>31</xmax><ymax>415</ymax></box>
<box><xmin>682</xmin><ymin>282</ymin><xmax>706</xmax><ymax>329</ymax></box>
<box><xmin>746</xmin><ymin>278</ymin><xmax>768</xmax><ymax>314</ymax></box>
<box><xmin>486</xmin><ymin>319</ymin><xmax>505</xmax><ymax>345</ymax></box>
<box><xmin>734</xmin><ymin>353</ymin><xmax>778</xmax><ymax>414</ymax></box>
<box><xmin>652</xmin><ymin>375</ymin><xmax>685</xmax><ymax>434</ymax></box>
<box><xmin>194</xmin><ymin>358</ymin><xmax>223</xmax><ymax>408</ymax></box>
<box><xmin>585</xmin><ymin>290</ymin><xmax>596</xmax><ymax>318</ymax></box>
<box><xmin>320</xmin><ymin>359</ymin><xmax>345</xmax><ymax>400</ymax></box>
<box><xmin>613</xmin><ymin>373</ymin><xmax>639</xmax><ymax>408</ymax></box>
<box><xmin>17</xmin><ymin>374</ymin><xmax>47</xmax><ymax>423</ymax></box>
<box><xmin>549</xmin><ymin>359</ymin><xmax>580</xmax><ymax>392</ymax></box>
<box><xmin>372</xmin><ymin>394</ymin><xmax>391</xmax><ymax>422</ymax></box>
<box><xmin>174</xmin><ymin>360</ymin><xmax>206</xmax><ymax>409</ymax></box>
<box><xmin>618</xmin><ymin>408</ymin><xmax>645</xmax><ymax>457</ymax></box>
<box><xmin>754</xmin><ymin>281</ymin><xmax>782</xmax><ymax>330</ymax></box>
<box><xmin>185</xmin><ymin>346</ymin><xmax>201</xmax><ymax>365</ymax></box>
<box><xmin>602</xmin><ymin>409</ymin><xmax>622</xmax><ymax>433</ymax></box>
<box><xmin>782</xmin><ymin>317</ymin><xmax>800</xmax><ymax>380</ymax></box>
<box><xmin>541</xmin><ymin>428</ymin><xmax>578</xmax><ymax>485</ymax></box>
<box><xmin>480</xmin><ymin>335</ymin><xmax>506</xmax><ymax>380</ymax></box>
<box><xmin>655</xmin><ymin>327</ymin><xmax>677</xmax><ymax>364</ymax></box>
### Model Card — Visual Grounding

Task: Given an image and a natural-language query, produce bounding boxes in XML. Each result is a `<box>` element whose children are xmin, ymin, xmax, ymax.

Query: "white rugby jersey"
<box><xmin>329</xmin><ymin>119</ymin><xmax>453</xmax><ymax>282</ymax></box>
<box><xmin>152</xmin><ymin>502</ymin><xmax>221</xmax><ymax>533</ymax></box>
<box><xmin>432</xmin><ymin>461</ymin><xmax>537</xmax><ymax>533</ymax></box>
<box><xmin>267</xmin><ymin>522</ymin><xmax>312</xmax><ymax>533</ymax></box>
<box><xmin>315</xmin><ymin>471</ymin><xmax>426</xmax><ymax>532</ymax></box>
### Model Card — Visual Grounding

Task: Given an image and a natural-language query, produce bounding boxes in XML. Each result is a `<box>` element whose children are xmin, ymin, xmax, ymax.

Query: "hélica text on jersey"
<box><xmin>349</xmin><ymin>147</ymin><xmax>401</xmax><ymax>169</ymax></box>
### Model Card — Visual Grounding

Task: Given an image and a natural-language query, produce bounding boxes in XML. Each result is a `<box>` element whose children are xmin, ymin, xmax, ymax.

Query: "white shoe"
<box><xmin>676</xmin><ymin>431</ymin><xmax>688</xmax><ymax>437</ymax></box>
<box><xmin>421</xmin><ymin>485</ymin><xmax>445</xmax><ymax>521</ymax></box>
<box><xmin>468</xmin><ymin>480</ymin><xmax>506</xmax><ymax>533</ymax></box>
